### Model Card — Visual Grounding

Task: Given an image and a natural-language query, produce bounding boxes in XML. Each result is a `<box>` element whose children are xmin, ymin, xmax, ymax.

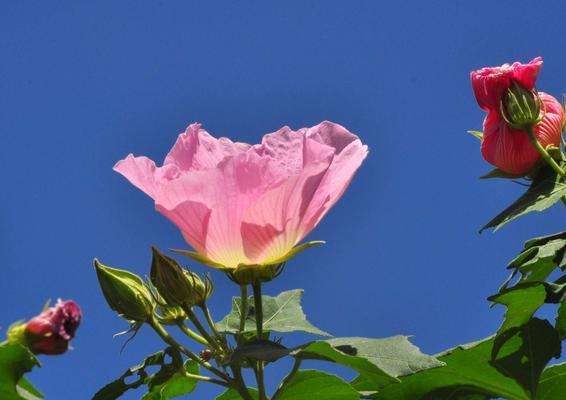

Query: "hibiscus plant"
<box><xmin>3</xmin><ymin>57</ymin><xmax>566</xmax><ymax>400</ymax></box>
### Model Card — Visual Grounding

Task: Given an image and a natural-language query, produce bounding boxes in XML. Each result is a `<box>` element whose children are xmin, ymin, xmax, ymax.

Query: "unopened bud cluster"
<box><xmin>94</xmin><ymin>247</ymin><xmax>212</xmax><ymax>325</ymax></box>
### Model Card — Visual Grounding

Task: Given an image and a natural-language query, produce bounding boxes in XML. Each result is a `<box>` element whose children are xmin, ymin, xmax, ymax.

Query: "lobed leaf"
<box><xmin>371</xmin><ymin>338</ymin><xmax>530</xmax><ymax>400</ymax></box>
<box><xmin>295</xmin><ymin>336</ymin><xmax>443</xmax><ymax>390</ymax></box>
<box><xmin>216</xmin><ymin>289</ymin><xmax>329</xmax><ymax>337</ymax></box>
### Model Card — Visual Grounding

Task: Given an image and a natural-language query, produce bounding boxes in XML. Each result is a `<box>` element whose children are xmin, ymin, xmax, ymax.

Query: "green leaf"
<box><xmin>276</xmin><ymin>370</ymin><xmax>358</xmax><ymax>400</ymax></box>
<box><xmin>481</xmin><ymin>165</ymin><xmax>566</xmax><ymax>233</ymax></box>
<box><xmin>16</xmin><ymin>377</ymin><xmax>44</xmax><ymax>400</ymax></box>
<box><xmin>537</xmin><ymin>363</ymin><xmax>566</xmax><ymax>399</ymax></box>
<box><xmin>488</xmin><ymin>283</ymin><xmax>547</xmax><ymax>334</ymax></box>
<box><xmin>480</xmin><ymin>168</ymin><xmax>524</xmax><ymax>180</ymax></box>
<box><xmin>555</xmin><ymin>302</ymin><xmax>566</xmax><ymax>339</ymax></box>
<box><xmin>216</xmin><ymin>388</ymin><xmax>260</xmax><ymax>400</ymax></box>
<box><xmin>216</xmin><ymin>289</ymin><xmax>330</xmax><ymax>337</ymax></box>
<box><xmin>491</xmin><ymin>318</ymin><xmax>561</xmax><ymax>397</ymax></box>
<box><xmin>295</xmin><ymin>336</ymin><xmax>443</xmax><ymax>390</ymax></box>
<box><xmin>374</xmin><ymin>338</ymin><xmax>530</xmax><ymax>400</ymax></box>
<box><xmin>141</xmin><ymin>361</ymin><xmax>199</xmax><ymax>400</ymax></box>
<box><xmin>507</xmin><ymin>232</ymin><xmax>566</xmax><ymax>284</ymax></box>
<box><xmin>0</xmin><ymin>343</ymin><xmax>41</xmax><ymax>400</ymax></box>
<box><xmin>92</xmin><ymin>347</ymin><xmax>198</xmax><ymax>400</ymax></box>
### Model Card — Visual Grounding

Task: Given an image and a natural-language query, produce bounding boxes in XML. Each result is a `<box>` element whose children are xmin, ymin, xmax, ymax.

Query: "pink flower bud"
<box><xmin>471</xmin><ymin>57</ymin><xmax>564</xmax><ymax>175</ymax></box>
<box><xmin>24</xmin><ymin>299</ymin><xmax>82</xmax><ymax>355</ymax></box>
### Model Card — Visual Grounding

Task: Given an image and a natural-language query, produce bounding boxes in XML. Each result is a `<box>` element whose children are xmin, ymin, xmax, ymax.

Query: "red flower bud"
<box><xmin>472</xmin><ymin>57</ymin><xmax>542</xmax><ymax>112</ymax></box>
<box><xmin>471</xmin><ymin>57</ymin><xmax>564</xmax><ymax>175</ymax></box>
<box><xmin>24</xmin><ymin>299</ymin><xmax>82</xmax><ymax>355</ymax></box>
<box><xmin>481</xmin><ymin>93</ymin><xmax>564</xmax><ymax>175</ymax></box>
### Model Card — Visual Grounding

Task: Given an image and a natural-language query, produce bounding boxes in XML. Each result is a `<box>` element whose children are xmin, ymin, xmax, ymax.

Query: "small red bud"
<box><xmin>24</xmin><ymin>299</ymin><xmax>82</xmax><ymax>355</ymax></box>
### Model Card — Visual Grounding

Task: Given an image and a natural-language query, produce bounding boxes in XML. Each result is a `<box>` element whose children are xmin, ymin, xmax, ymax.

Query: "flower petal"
<box><xmin>164</xmin><ymin>123</ymin><xmax>250</xmax><ymax>172</ymax></box>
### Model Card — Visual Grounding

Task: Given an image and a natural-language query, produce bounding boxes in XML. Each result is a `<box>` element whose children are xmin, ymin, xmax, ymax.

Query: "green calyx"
<box><xmin>6</xmin><ymin>322</ymin><xmax>27</xmax><ymax>347</ymax></box>
<box><xmin>150</xmin><ymin>247</ymin><xmax>213</xmax><ymax>308</ymax></box>
<box><xmin>228</xmin><ymin>263</ymin><xmax>283</xmax><ymax>285</ymax></box>
<box><xmin>500</xmin><ymin>82</ymin><xmax>544</xmax><ymax>131</ymax></box>
<box><xmin>94</xmin><ymin>259</ymin><xmax>155</xmax><ymax>322</ymax></box>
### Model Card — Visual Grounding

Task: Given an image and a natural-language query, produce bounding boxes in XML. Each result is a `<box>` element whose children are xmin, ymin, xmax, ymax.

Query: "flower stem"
<box><xmin>239</xmin><ymin>285</ymin><xmax>249</xmax><ymax>335</ymax></box>
<box><xmin>252</xmin><ymin>282</ymin><xmax>267</xmax><ymax>400</ymax></box>
<box><xmin>148</xmin><ymin>318</ymin><xmax>229</xmax><ymax>382</ymax></box>
<box><xmin>526</xmin><ymin>126</ymin><xmax>566</xmax><ymax>178</ymax></box>
<box><xmin>199</xmin><ymin>304</ymin><xmax>224</xmax><ymax>344</ymax></box>
<box><xmin>182</xmin><ymin>306</ymin><xmax>223</xmax><ymax>353</ymax></box>
<box><xmin>231</xmin><ymin>365</ymin><xmax>254</xmax><ymax>400</ymax></box>
<box><xmin>182</xmin><ymin>371</ymin><xmax>230</xmax><ymax>387</ymax></box>
<box><xmin>176</xmin><ymin>322</ymin><xmax>209</xmax><ymax>347</ymax></box>
<box><xmin>271</xmin><ymin>359</ymin><xmax>302</xmax><ymax>400</ymax></box>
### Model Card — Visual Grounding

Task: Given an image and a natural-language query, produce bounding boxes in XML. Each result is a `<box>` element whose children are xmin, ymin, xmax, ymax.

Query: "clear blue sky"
<box><xmin>1</xmin><ymin>1</ymin><xmax>566</xmax><ymax>398</ymax></box>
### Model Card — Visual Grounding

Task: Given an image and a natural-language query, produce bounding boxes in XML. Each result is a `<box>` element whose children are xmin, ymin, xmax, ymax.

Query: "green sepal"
<box><xmin>94</xmin><ymin>259</ymin><xmax>155</xmax><ymax>322</ymax></box>
<box><xmin>468</xmin><ymin>130</ymin><xmax>483</xmax><ymax>140</ymax></box>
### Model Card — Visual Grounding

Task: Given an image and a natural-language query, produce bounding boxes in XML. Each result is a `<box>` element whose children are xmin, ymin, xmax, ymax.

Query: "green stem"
<box><xmin>526</xmin><ymin>126</ymin><xmax>566</xmax><ymax>178</ymax></box>
<box><xmin>252</xmin><ymin>283</ymin><xmax>266</xmax><ymax>400</ymax></box>
<box><xmin>182</xmin><ymin>371</ymin><xmax>230</xmax><ymax>387</ymax></box>
<box><xmin>199</xmin><ymin>304</ymin><xmax>224</xmax><ymax>344</ymax></box>
<box><xmin>176</xmin><ymin>322</ymin><xmax>209</xmax><ymax>347</ymax></box>
<box><xmin>239</xmin><ymin>285</ymin><xmax>249</xmax><ymax>334</ymax></box>
<box><xmin>149</xmin><ymin>318</ymin><xmax>229</xmax><ymax>382</ymax></box>
<box><xmin>231</xmin><ymin>365</ymin><xmax>254</xmax><ymax>400</ymax></box>
<box><xmin>182</xmin><ymin>305</ymin><xmax>223</xmax><ymax>353</ymax></box>
<box><xmin>271</xmin><ymin>359</ymin><xmax>302</xmax><ymax>400</ymax></box>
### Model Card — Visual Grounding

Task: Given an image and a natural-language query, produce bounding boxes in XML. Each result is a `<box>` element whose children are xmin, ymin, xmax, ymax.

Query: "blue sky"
<box><xmin>2</xmin><ymin>1</ymin><xmax>566</xmax><ymax>398</ymax></box>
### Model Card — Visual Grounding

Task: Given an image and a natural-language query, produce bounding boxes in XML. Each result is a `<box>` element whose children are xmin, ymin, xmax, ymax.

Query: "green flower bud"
<box><xmin>150</xmin><ymin>247</ymin><xmax>213</xmax><ymax>308</ymax></box>
<box><xmin>94</xmin><ymin>259</ymin><xmax>155</xmax><ymax>322</ymax></box>
<box><xmin>500</xmin><ymin>82</ymin><xmax>544</xmax><ymax>131</ymax></box>
<box><xmin>156</xmin><ymin>305</ymin><xmax>187</xmax><ymax>325</ymax></box>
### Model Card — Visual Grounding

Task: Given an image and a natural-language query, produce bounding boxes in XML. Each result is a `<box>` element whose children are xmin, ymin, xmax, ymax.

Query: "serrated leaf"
<box><xmin>216</xmin><ymin>388</ymin><xmax>260</xmax><ymax>400</ymax></box>
<box><xmin>0</xmin><ymin>343</ymin><xmax>41</xmax><ymax>400</ymax></box>
<box><xmin>537</xmin><ymin>363</ymin><xmax>566</xmax><ymax>399</ymax></box>
<box><xmin>481</xmin><ymin>165</ymin><xmax>566</xmax><ymax>233</ymax></box>
<box><xmin>373</xmin><ymin>338</ymin><xmax>530</xmax><ymax>400</ymax></box>
<box><xmin>216</xmin><ymin>289</ymin><xmax>329</xmax><ymax>337</ymax></box>
<box><xmin>295</xmin><ymin>336</ymin><xmax>442</xmax><ymax>391</ymax></box>
<box><xmin>276</xmin><ymin>370</ymin><xmax>359</xmax><ymax>400</ymax></box>
<box><xmin>92</xmin><ymin>347</ymin><xmax>198</xmax><ymax>400</ymax></box>
<box><xmin>491</xmin><ymin>318</ymin><xmax>561</xmax><ymax>397</ymax></box>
